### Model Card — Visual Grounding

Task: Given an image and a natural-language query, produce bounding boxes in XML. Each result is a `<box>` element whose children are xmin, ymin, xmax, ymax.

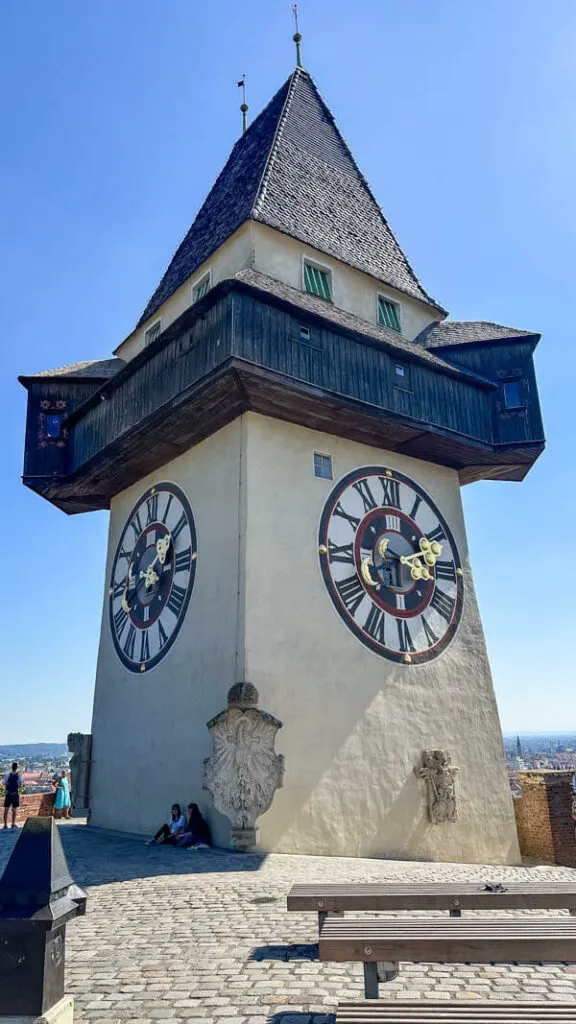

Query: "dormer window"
<box><xmin>144</xmin><ymin>320</ymin><xmax>162</xmax><ymax>346</ymax></box>
<box><xmin>378</xmin><ymin>295</ymin><xmax>401</xmax><ymax>333</ymax></box>
<box><xmin>304</xmin><ymin>260</ymin><xmax>332</xmax><ymax>302</ymax></box>
<box><xmin>192</xmin><ymin>271</ymin><xmax>211</xmax><ymax>303</ymax></box>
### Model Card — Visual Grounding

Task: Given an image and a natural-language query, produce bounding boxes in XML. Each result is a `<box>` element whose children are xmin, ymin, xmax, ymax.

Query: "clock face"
<box><xmin>318</xmin><ymin>467</ymin><xmax>464</xmax><ymax>664</ymax></box>
<box><xmin>109</xmin><ymin>482</ymin><xmax>197</xmax><ymax>673</ymax></box>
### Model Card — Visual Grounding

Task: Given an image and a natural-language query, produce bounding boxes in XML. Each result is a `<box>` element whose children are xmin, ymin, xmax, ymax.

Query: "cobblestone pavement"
<box><xmin>2</xmin><ymin>824</ymin><xmax>576</xmax><ymax>1024</ymax></box>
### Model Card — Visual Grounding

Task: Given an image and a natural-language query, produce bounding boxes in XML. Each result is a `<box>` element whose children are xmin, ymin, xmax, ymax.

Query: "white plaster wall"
<box><xmin>116</xmin><ymin>219</ymin><xmax>440</xmax><ymax>363</ymax></box>
<box><xmin>252</xmin><ymin>223</ymin><xmax>439</xmax><ymax>342</ymax></box>
<box><xmin>115</xmin><ymin>223</ymin><xmax>255</xmax><ymax>362</ymax></box>
<box><xmin>242</xmin><ymin>413</ymin><xmax>520</xmax><ymax>864</ymax></box>
<box><xmin>90</xmin><ymin>419</ymin><xmax>245</xmax><ymax>843</ymax></box>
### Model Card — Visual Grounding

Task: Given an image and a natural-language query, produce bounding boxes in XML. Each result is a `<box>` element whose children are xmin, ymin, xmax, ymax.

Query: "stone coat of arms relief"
<box><xmin>203</xmin><ymin>682</ymin><xmax>284</xmax><ymax>850</ymax></box>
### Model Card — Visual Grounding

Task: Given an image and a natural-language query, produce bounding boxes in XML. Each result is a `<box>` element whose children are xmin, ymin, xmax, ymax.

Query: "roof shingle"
<box><xmin>417</xmin><ymin>320</ymin><xmax>538</xmax><ymax>349</ymax></box>
<box><xmin>20</xmin><ymin>358</ymin><xmax>125</xmax><ymax>381</ymax></box>
<box><xmin>137</xmin><ymin>69</ymin><xmax>443</xmax><ymax>329</ymax></box>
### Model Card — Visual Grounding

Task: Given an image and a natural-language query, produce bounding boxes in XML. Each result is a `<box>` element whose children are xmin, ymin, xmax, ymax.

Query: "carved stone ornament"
<box><xmin>415</xmin><ymin>748</ymin><xmax>459</xmax><ymax>824</ymax></box>
<box><xmin>67</xmin><ymin>733</ymin><xmax>92</xmax><ymax>810</ymax></box>
<box><xmin>203</xmin><ymin>683</ymin><xmax>284</xmax><ymax>851</ymax></box>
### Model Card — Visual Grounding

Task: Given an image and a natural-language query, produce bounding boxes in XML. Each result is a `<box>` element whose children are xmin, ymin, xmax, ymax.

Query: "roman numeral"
<box><xmin>146</xmin><ymin>493</ymin><xmax>159</xmax><ymax>525</ymax></box>
<box><xmin>117</xmin><ymin>546</ymin><xmax>132</xmax><ymax>563</ymax></box>
<box><xmin>174</xmin><ymin>547</ymin><xmax>192</xmax><ymax>573</ymax></box>
<box><xmin>409</xmin><ymin>494</ymin><xmax>422</xmax><ymax>520</ymax></box>
<box><xmin>166</xmin><ymin>583</ymin><xmax>187</xmax><ymax>617</ymax></box>
<box><xmin>130</xmin><ymin>510</ymin><xmax>143</xmax><ymax>541</ymax></box>
<box><xmin>427</xmin><ymin>524</ymin><xmax>446</xmax><ymax>544</ymax></box>
<box><xmin>158</xmin><ymin>619</ymin><xmax>169</xmax><ymax>650</ymax></box>
<box><xmin>161</xmin><ymin>493</ymin><xmax>174</xmax><ymax>524</ymax></box>
<box><xmin>397</xmin><ymin>618</ymin><xmax>415</xmax><ymax>653</ymax></box>
<box><xmin>380</xmin><ymin>477</ymin><xmax>401</xmax><ymax>508</ymax></box>
<box><xmin>327</xmin><ymin>540</ymin><xmax>354</xmax><ymax>564</ymax></box>
<box><xmin>352</xmin><ymin>479</ymin><xmax>377</xmax><ymax>513</ymax></box>
<box><xmin>140</xmin><ymin>630</ymin><xmax>150</xmax><ymax>663</ymax></box>
<box><xmin>364</xmin><ymin>605</ymin><xmax>386</xmax><ymax>644</ymax></box>
<box><xmin>123</xmin><ymin>625</ymin><xmax>136</xmax><ymax>659</ymax></box>
<box><xmin>430</xmin><ymin>588</ymin><xmax>456</xmax><ymax>622</ymax></box>
<box><xmin>111</xmin><ymin>580</ymin><xmax>125</xmax><ymax>599</ymax></box>
<box><xmin>333</xmin><ymin>502</ymin><xmax>361</xmax><ymax>532</ymax></box>
<box><xmin>421</xmin><ymin>614</ymin><xmax>439</xmax><ymax>647</ymax></box>
<box><xmin>335</xmin><ymin>574</ymin><xmax>365</xmax><ymax>616</ymax></box>
<box><xmin>435</xmin><ymin>560</ymin><xmax>456</xmax><ymax>582</ymax></box>
<box><xmin>113</xmin><ymin>607</ymin><xmax>129</xmax><ymax>640</ymax></box>
<box><xmin>172</xmin><ymin>513</ymin><xmax>188</xmax><ymax>542</ymax></box>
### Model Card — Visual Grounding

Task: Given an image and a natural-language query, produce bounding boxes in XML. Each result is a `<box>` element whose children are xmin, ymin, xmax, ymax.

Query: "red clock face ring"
<box><xmin>318</xmin><ymin>467</ymin><xmax>464</xmax><ymax>664</ymax></box>
<box><xmin>109</xmin><ymin>482</ymin><xmax>197</xmax><ymax>673</ymax></box>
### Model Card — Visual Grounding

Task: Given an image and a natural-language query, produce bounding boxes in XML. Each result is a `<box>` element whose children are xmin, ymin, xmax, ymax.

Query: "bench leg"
<box><xmin>449</xmin><ymin>908</ymin><xmax>462</xmax><ymax>917</ymax></box>
<box><xmin>363</xmin><ymin>962</ymin><xmax>379</xmax><ymax>999</ymax></box>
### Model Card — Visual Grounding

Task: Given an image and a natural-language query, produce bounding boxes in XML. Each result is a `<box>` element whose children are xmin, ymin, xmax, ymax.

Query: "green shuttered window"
<box><xmin>192</xmin><ymin>274</ymin><xmax>211</xmax><ymax>303</ymax></box>
<box><xmin>378</xmin><ymin>296</ymin><xmax>401</xmax><ymax>332</ymax></box>
<box><xmin>304</xmin><ymin>262</ymin><xmax>332</xmax><ymax>301</ymax></box>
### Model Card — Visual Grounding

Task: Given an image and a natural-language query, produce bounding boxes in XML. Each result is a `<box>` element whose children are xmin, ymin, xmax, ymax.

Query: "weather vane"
<box><xmin>237</xmin><ymin>74</ymin><xmax>248</xmax><ymax>133</ymax></box>
<box><xmin>292</xmin><ymin>4</ymin><xmax>303</xmax><ymax>68</ymax></box>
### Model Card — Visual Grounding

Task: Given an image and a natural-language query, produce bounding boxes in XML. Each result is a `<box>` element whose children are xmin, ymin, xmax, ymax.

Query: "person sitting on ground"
<box><xmin>53</xmin><ymin>769</ymin><xmax>72</xmax><ymax>820</ymax></box>
<box><xmin>176</xmin><ymin>802</ymin><xmax>212</xmax><ymax>849</ymax></box>
<box><xmin>146</xmin><ymin>803</ymin><xmax>186</xmax><ymax>846</ymax></box>
<box><xmin>3</xmin><ymin>762</ymin><xmax>22</xmax><ymax>830</ymax></box>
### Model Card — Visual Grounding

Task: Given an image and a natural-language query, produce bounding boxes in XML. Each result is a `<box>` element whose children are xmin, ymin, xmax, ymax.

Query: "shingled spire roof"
<box><xmin>137</xmin><ymin>68</ymin><xmax>444</xmax><ymax>328</ymax></box>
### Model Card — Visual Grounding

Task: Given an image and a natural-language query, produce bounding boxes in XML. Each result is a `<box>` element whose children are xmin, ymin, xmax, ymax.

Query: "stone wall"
<box><xmin>14</xmin><ymin>792</ymin><xmax>55</xmax><ymax>824</ymax></box>
<box><xmin>514</xmin><ymin>771</ymin><xmax>576</xmax><ymax>867</ymax></box>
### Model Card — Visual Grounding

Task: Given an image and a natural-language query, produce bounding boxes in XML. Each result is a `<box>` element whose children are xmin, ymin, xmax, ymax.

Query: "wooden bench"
<box><xmin>318</xmin><ymin>916</ymin><xmax>576</xmax><ymax>998</ymax></box>
<box><xmin>288</xmin><ymin>883</ymin><xmax>576</xmax><ymax>929</ymax></box>
<box><xmin>336</xmin><ymin>1001</ymin><xmax>575</xmax><ymax>1021</ymax></box>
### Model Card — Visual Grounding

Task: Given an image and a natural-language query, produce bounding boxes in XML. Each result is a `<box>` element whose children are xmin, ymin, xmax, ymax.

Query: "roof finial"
<box><xmin>292</xmin><ymin>5</ymin><xmax>303</xmax><ymax>68</ymax></box>
<box><xmin>237</xmin><ymin>74</ymin><xmax>248</xmax><ymax>133</ymax></box>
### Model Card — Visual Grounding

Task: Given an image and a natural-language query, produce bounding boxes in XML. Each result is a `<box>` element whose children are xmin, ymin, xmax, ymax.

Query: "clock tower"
<box><xmin>19</xmin><ymin>60</ymin><xmax>545</xmax><ymax>862</ymax></box>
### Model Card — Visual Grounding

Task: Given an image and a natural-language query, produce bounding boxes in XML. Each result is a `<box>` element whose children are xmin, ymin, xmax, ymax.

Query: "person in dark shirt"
<box><xmin>177</xmin><ymin>803</ymin><xmax>212</xmax><ymax>849</ymax></box>
<box><xmin>3</xmin><ymin>763</ymin><xmax>22</xmax><ymax>829</ymax></box>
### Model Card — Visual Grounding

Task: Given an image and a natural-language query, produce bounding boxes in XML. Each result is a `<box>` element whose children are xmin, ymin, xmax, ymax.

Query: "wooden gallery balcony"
<box><xmin>19</xmin><ymin>278</ymin><xmax>545</xmax><ymax>513</ymax></box>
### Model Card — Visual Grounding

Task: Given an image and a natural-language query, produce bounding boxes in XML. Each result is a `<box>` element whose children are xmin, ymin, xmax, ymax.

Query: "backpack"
<box><xmin>5</xmin><ymin>772</ymin><xmax>19</xmax><ymax>795</ymax></box>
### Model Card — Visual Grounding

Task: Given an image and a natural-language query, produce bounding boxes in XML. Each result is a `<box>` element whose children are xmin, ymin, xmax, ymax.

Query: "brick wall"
<box><xmin>13</xmin><ymin>792</ymin><xmax>55</xmax><ymax>823</ymax></box>
<box><xmin>514</xmin><ymin>770</ymin><xmax>576</xmax><ymax>867</ymax></box>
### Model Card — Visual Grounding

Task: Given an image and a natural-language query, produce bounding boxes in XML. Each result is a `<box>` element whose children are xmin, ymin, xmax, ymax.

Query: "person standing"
<box><xmin>53</xmin><ymin>769</ymin><xmax>72</xmax><ymax>820</ymax></box>
<box><xmin>3</xmin><ymin>762</ymin><xmax>22</xmax><ymax>829</ymax></box>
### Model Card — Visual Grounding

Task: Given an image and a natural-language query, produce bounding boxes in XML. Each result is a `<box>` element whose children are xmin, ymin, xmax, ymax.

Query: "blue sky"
<box><xmin>2</xmin><ymin>0</ymin><xmax>575</xmax><ymax>743</ymax></box>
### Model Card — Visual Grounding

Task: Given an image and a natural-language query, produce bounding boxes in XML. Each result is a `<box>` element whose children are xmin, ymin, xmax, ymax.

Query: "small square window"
<box><xmin>503</xmin><ymin>380</ymin><xmax>523</xmax><ymax>409</ymax></box>
<box><xmin>192</xmin><ymin>272</ymin><xmax>211</xmax><ymax>303</ymax></box>
<box><xmin>304</xmin><ymin>262</ymin><xmax>332</xmax><ymax>302</ymax></box>
<box><xmin>45</xmin><ymin>414</ymin><xmax>61</xmax><ymax>439</ymax></box>
<box><xmin>378</xmin><ymin>296</ymin><xmax>401</xmax><ymax>332</ymax></box>
<box><xmin>314</xmin><ymin>453</ymin><xmax>333</xmax><ymax>480</ymax></box>
<box><xmin>395</xmin><ymin>364</ymin><xmax>406</xmax><ymax>377</ymax></box>
<box><xmin>144</xmin><ymin>320</ymin><xmax>162</xmax><ymax>346</ymax></box>
<box><xmin>300</xmin><ymin>325</ymin><xmax>311</xmax><ymax>341</ymax></box>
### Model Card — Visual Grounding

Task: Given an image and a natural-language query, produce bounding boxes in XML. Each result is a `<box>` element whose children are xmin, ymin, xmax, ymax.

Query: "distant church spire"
<box><xmin>292</xmin><ymin>4</ymin><xmax>303</xmax><ymax>68</ymax></box>
<box><xmin>237</xmin><ymin>74</ymin><xmax>248</xmax><ymax>134</ymax></box>
<box><xmin>516</xmin><ymin>735</ymin><xmax>523</xmax><ymax>758</ymax></box>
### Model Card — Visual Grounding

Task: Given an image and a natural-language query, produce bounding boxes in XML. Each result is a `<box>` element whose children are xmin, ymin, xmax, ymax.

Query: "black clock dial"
<box><xmin>109</xmin><ymin>482</ymin><xmax>197</xmax><ymax>673</ymax></box>
<box><xmin>318</xmin><ymin>467</ymin><xmax>464</xmax><ymax>664</ymax></box>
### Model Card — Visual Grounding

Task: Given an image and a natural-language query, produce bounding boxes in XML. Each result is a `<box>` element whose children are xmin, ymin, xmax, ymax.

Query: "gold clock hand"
<box><xmin>360</xmin><ymin>557</ymin><xmax>378</xmax><ymax>587</ymax></box>
<box><xmin>139</xmin><ymin>533</ymin><xmax>173</xmax><ymax>590</ymax></box>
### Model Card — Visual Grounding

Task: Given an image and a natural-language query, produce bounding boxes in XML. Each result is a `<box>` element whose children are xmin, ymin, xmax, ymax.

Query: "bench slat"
<box><xmin>319</xmin><ymin>917</ymin><xmax>576</xmax><ymax>964</ymax></box>
<box><xmin>288</xmin><ymin>883</ymin><xmax>576</xmax><ymax>913</ymax></box>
